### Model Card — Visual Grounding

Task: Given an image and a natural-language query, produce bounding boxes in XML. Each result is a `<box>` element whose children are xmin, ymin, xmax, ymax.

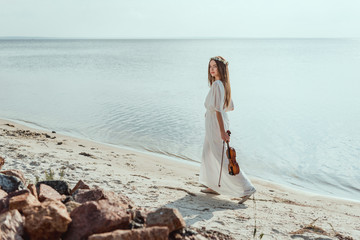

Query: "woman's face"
<box><xmin>209</xmin><ymin>60</ymin><xmax>220</xmax><ymax>79</ymax></box>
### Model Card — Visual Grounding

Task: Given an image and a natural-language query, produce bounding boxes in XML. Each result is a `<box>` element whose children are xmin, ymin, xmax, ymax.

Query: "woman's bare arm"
<box><xmin>216</xmin><ymin>111</ymin><xmax>230</xmax><ymax>142</ymax></box>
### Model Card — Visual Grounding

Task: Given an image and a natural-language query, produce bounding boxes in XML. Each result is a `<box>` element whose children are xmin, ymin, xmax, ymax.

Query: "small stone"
<box><xmin>29</xmin><ymin>161</ymin><xmax>41</xmax><ymax>166</ymax></box>
<box><xmin>79</xmin><ymin>152</ymin><xmax>96</xmax><ymax>158</ymax></box>
<box><xmin>70</xmin><ymin>180</ymin><xmax>90</xmax><ymax>195</ymax></box>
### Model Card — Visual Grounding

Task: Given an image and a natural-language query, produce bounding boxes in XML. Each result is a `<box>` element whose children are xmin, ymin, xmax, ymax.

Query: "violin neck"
<box><xmin>226</xmin><ymin>141</ymin><xmax>231</xmax><ymax>155</ymax></box>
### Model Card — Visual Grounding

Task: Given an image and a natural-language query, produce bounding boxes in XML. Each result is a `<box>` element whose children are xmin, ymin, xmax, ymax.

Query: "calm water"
<box><xmin>0</xmin><ymin>39</ymin><xmax>359</xmax><ymax>201</ymax></box>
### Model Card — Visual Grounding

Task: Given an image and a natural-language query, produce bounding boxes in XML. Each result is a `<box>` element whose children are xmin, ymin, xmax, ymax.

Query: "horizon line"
<box><xmin>0</xmin><ymin>36</ymin><xmax>358</xmax><ymax>40</ymax></box>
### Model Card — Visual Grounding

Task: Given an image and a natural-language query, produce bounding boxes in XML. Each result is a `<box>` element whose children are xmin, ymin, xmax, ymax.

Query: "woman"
<box><xmin>199</xmin><ymin>56</ymin><xmax>256</xmax><ymax>204</ymax></box>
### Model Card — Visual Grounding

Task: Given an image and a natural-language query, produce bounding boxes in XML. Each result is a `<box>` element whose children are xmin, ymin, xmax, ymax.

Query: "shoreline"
<box><xmin>1</xmin><ymin>118</ymin><xmax>359</xmax><ymax>239</ymax></box>
<box><xmin>3</xmin><ymin>116</ymin><xmax>358</xmax><ymax>204</ymax></box>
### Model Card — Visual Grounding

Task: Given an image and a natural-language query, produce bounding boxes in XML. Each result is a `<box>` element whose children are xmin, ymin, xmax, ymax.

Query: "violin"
<box><xmin>218</xmin><ymin>130</ymin><xmax>240</xmax><ymax>187</ymax></box>
<box><xmin>225</xmin><ymin>130</ymin><xmax>240</xmax><ymax>175</ymax></box>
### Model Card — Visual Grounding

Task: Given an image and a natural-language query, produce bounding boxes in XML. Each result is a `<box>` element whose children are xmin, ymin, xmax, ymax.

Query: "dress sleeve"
<box><xmin>209</xmin><ymin>82</ymin><xmax>225</xmax><ymax>113</ymax></box>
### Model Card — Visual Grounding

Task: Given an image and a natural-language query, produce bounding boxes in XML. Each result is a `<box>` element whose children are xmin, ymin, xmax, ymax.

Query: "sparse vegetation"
<box><xmin>34</xmin><ymin>168</ymin><xmax>66</xmax><ymax>183</ymax></box>
<box><xmin>44</xmin><ymin>168</ymin><xmax>55</xmax><ymax>180</ymax></box>
<box><xmin>59</xmin><ymin>167</ymin><xmax>65</xmax><ymax>179</ymax></box>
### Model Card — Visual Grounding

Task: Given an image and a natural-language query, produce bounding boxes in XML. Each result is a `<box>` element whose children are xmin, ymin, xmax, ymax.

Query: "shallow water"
<box><xmin>0</xmin><ymin>38</ymin><xmax>359</xmax><ymax>201</ymax></box>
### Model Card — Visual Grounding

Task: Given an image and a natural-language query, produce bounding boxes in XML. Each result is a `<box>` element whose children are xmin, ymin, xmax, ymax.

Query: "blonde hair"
<box><xmin>208</xmin><ymin>56</ymin><xmax>231</xmax><ymax>108</ymax></box>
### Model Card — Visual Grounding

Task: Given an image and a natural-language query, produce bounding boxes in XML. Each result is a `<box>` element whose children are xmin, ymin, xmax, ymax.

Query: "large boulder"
<box><xmin>9</xmin><ymin>190</ymin><xmax>41</xmax><ymax>212</ymax></box>
<box><xmin>0</xmin><ymin>209</ymin><xmax>25</xmax><ymax>240</ymax></box>
<box><xmin>146</xmin><ymin>208</ymin><xmax>186</xmax><ymax>233</ymax></box>
<box><xmin>72</xmin><ymin>188</ymin><xmax>134</xmax><ymax>209</ymax></box>
<box><xmin>0</xmin><ymin>174</ymin><xmax>24</xmax><ymax>193</ymax></box>
<box><xmin>88</xmin><ymin>226</ymin><xmax>169</xmax><ymax>240</ymax></box>
<box><xmin>37</xmin><ymin>184</ymin><xmax>62</xmax><ymax>202</ymax></box>
<box><xmin>72</xmin><ymin>188</ymin><xmax>104</xmax><ymax>203</ymax></box>
<box><xmin>36</xmin><ymin>180</ymin><xmax>71</xmax><ymax>195</ymax></box>
<box><xmin>22</xmin><ymin>199</ymin><xmax>71</xmax><ymax>240</ymax></box>
<box><xmin>63</xmin><ymin>199</ymin><xmax>131</xmax><ymax>240</ymax></box>
<box><xmin>0</xmin><ymin>190</ymin><xmax>30</xmax><ymax>214</ymax></box>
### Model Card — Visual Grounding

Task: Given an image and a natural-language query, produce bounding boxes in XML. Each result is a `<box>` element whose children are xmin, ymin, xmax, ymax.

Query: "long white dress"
<box><xmin>200</xmin><ymin>80</ymin><xmax>256</xmax><ymax>197</ymax></box>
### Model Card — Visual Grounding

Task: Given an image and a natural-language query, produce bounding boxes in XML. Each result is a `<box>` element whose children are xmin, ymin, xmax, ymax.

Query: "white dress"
<box><xmin>199</xmin><ymin>80</ymin><xmax>256</xmax><ymax>197</ymax></box>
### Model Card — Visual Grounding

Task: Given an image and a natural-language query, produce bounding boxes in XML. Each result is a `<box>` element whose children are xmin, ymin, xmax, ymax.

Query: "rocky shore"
<box><xmin>0</xmin><ymin>168</ymin><xmax>233</xmax><ymax>239</ymax></box>
<box><xmin>0</xmin><ymin>119</ymin><xmax>359</xmax><ymax>239</ymax></box>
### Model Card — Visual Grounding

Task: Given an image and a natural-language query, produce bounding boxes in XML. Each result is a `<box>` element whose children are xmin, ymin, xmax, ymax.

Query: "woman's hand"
<box><xmin>221</xmin><ymin>131</ymin><xmax>230</xmax><ymax>142</ymax></box>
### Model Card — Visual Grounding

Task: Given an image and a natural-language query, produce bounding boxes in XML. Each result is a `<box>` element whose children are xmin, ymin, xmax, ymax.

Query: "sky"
<box><xmin>0</xmin><ymin>0</ymin><xmax>359</xmax><ymax>39</ymax></box>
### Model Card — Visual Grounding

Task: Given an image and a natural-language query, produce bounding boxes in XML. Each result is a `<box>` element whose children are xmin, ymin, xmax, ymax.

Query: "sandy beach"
<box><xmin>0</xmin><ymin>118</ymin><xmax>359</xmax><ymax>239</ymax></box>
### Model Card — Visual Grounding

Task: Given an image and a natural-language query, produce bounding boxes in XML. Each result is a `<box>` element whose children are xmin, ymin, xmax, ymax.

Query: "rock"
<box><xmin>0</xmin><ymin>156</ymin><xmax>4</xmax><ymax>170</ymax></box>
<box><xmin>27</xmin><ymin>184</ymin><xmax>38</xmax><ymax>199</ymax></box>
<box><xmin>73</xmin><ymin>188</ymin><xmax>134</xmax><ymax>209</ymax></box>
<box><xmin>64</xmin><ymin>200</ymin><xmax>81</xmax><ymax>214</ymax></box>
<box><xmin>72</xmin><ymin>188</ymin><xmax>104</xmax><ymax>203</ymax></box>
<box><xmin>37</xmin><ymin>184</ymin><xmax>62</xmax><ymax>202</ymax></box>
<box><xmin>0</xmin><ymin>189</ymin><xmax>8</xmax><ymax>199</ymax></box>
<box><xmin>194</xmin><ymin>235</ymin><xmax>208</xmax><ymax>240</ymax></box>
<box><xmin>61</xmin><ymin>195</ymin><xmax>74</xmax><ymax>204</ymax></box>
<box><xmin>22</xmin><ymin>199</ymin><xmax>71</xmax><ymax>240</ymax></box>
<box><xmin>146</xmin><ymin>208</ymin><xmax>186</xmax><ymax>233</ymax></box>
<box><xmin>79</xmin><ymin>152</ymin><xmax>96</xmax><ymax>158</ymax></box>
<box><xmin>0</xmin><ymin>209</ymin><xmax>24</xmax><ymax>240</ymax></box>
<box><xmin>0</xmin><ymin>174</ymin><xmax>25</xmax><ymax>193</ymax></box>
<box><xmin>70</xmin><ymin>179</ymin><xmax>90</xmax><ymax>195</ymax></box>
<box><xmin>0</xmin><ymin>170</ymin><xmax>26</xmax><ymax>185</ymax></box>
<box><xmin>9</xmin><ymin>191</ymin><xmax>41</xmax><ymax>212</ymax></box>
<box><xmin>0</xmin><ymin>190</ymin><xmax>29</xmax><ymax>214</ymax></box>
<box><xmin>88</xmin><ymin>226</ymin><xmax>169</xmax><ymax>240</ymax></box>
<box><xmin>128</xmin><ymin>208</ymin><xmax>148</xmax><ymax>229</ymax></box>
<box><xmin>63</xmin><ymin>199</ymin><xmax>131</xmax><ymax>240</ymax></box>
<box><xmin>105</xmin><ymin>191</ymin><xmax>135</xmax><ymax>209</ymax></box>
<box><xmin>36</xmin><ymin>180</ymin><xmax>71</xmax><ymax>195</ymax></box>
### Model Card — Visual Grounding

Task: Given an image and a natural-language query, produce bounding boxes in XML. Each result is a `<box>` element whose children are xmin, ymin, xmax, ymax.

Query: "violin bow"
<box><xmin>218</xmin><ymin>140</ymin><xmax>225</xmax><ymax>187</ymax></box>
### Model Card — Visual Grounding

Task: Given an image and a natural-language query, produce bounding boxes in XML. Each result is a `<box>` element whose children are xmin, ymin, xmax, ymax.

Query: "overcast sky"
<box><xmin>0</xmin><ymin>0</ymin><xmax>359</xmax><ymax>38</ymax></box>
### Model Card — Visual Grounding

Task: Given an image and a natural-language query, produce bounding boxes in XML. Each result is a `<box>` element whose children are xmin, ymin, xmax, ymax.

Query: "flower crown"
<box><xmin>210</xmin><ymin>56</ymin><xmax>228</xmax><ymax>66</ymax></box>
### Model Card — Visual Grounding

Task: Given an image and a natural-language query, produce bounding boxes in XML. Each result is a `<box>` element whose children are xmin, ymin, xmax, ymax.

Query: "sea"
<box><xmin>0</xmin><ymin>38</ymin><xmax>359</xmax><ymax>201</ymax></box>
